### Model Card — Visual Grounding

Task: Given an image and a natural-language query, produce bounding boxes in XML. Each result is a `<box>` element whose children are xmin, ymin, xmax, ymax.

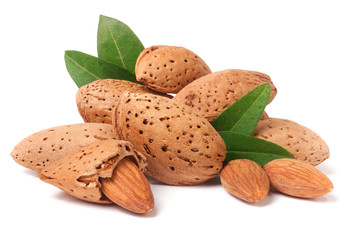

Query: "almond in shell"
<box><xmin>38</xmin><ymin>140</ymin><xmax>154</xmax><ymax>213</ymax></box>
<box><xmin>11</xmin><ymin>123</ymin><xmax>118</xmax><ymax>171</ymax></box>
<box><xmin>253</xmin><ymin>118</ymin><xmax>330</xmax><ymax>165</ymax></box>
<box><xmin>174</xmin><ymin>69</ymin><xmax>277</xmax><ymax>122</ymax></box>
<box><xmin>76</xmin><ymin>79</ymin><xmax>166</xmax><ymax>124</ymax></box>
<box><xmin>113</xmin><ymin>92</ymin><xmax>226</xmax><ymax>185</ymax></box>
<box><xmin>135</xmin><ymin>45</ymin><xmax>211</xmax><ymax>94</ymax></box>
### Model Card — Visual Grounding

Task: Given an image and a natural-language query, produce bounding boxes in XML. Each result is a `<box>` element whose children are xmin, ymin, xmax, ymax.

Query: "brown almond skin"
<box><xmin>113</xmin><ymin>92</ymin><xmax>226</xmax><ymax>186</ymax></box>
<box><xmin>220</xmin><ymin>159</ymin><xmax>270</xmax><ymax>203</ymax></box>
<box><xmin>135</xmin><ymin>45</ymin><xmax>211</xmax><ymax>94</ymax></box>
<box><xmin>11</xmin><ymin>123</ymin><xmax>118</xmax><ymax>171</ymax></box>
<box><xmin>76</xmin><ymin>79</ymin><xmax>167</xmax><ymax>124</ymax></box>
<box><xmin>263</xmin><ymin>158</ymin><xmax>333</xmax><ymax>198</ymax></box>
<box><xmin>174</xmin><ymin>69</ymin><xmax>277</xmax><ymax>122</ymax></box>
<box><xmin>253</xmin><ymin>118</ymin><xmax>330</xmax><ymax>165</ymax></box>
<box><xmin>101</xmin><ymin>157</ymin><xmax>154</xmax><ymax>213</ymax></box>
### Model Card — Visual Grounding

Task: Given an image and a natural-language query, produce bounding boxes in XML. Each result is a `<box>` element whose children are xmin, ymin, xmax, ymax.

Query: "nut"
<box><xmin>38</xmin><ymin>140</ymin><xmax>154</xmax><ymax>213</ymax></box>
<box><xmin>101</xmin><ymin>157</ymin><xmax>154</xmax><ymax>213</ymax></box>
<box><xmin>113</xmin><ymin>91</ymin><xmax>226</xmax><ymax>185</ymax></box>
<box><xmin>135</xmin><ymin>45</ymin><xmax>211</xmax><ymax>93</ymax></box>
<box><xmin>11</xmin><ymin>123</ymin><xmax>118</xmax><ymax>171</ymax></box>
<box><xmin>76</xmin><ymin>79</ymin><xmax>166</xmax><ymax>124</ymax></box>
<box><xmin>220</xmin><ymin>159</ymin><xmax>270</xmax><ymax>203</ymax></box>
<box><xmin>174</xmin><ymin>69</ymin><xmax>277</xmax><ymax>121</ymax></box>
<box><xmin>253</xmin><ymin>118</ymin><xmax>330</xmax><ymax>165</ymax></box>
<box><xmin>263</xmin><ymin>158</ymin><xmax>333</xmax><ymax>198</ymax></box>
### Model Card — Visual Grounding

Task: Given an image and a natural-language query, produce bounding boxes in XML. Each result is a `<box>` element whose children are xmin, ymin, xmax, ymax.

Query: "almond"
<box><xmin>135</xmin><ymin>45</ymin><xmax>211</xmax><ymax>93</ymax></box>
<box><xmin>38</xmin><ymin>140</ymin><xmax>154</xmax><ymax>213</ymax></box>
<box><xmin>174</xmin><ymin>69</ymin><xmax>277</xmax><ymax>122</ymax></box>
<box><xmin>263</xmin><ymin>158</ymin><xmax>333</xmax><ymax>198</ymax></box>
<box><xmin>11</xmin><ymin>123</ymin><xmax>118</xmax><ymax>171</ymax></box>
<box><xmin>113</xmin><ymin>91</ymin><xmax>226</xmax><ymax>185</ymax></box>
<box><xmin>253</xmin><ymin>118</ymin><xmax>330</xmax><ymax>165</ymax></box>
<box><xmin>100</xmin><ymin>157</ymin><xmax>154</xmax><ymax>213</ymax></box>
<box><xmin>76</xmin><ymin>79</ymin><xmax>166</xmax><ymax>124</ymax></box>
<box><xmin>220</xmin><ymin>159</ymin><xmax>270</xmax><ymax>203</ymax></box>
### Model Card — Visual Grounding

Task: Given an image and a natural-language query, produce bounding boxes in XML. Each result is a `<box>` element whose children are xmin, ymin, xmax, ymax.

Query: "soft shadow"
<box><xmin>304</xmin><ymin>193</ymin><xmax>338</xmax><ymax>203</ymax></box>
<box><xmin>223</xmin><ymin>190</ymin><xmax>275</xmax><ymax>207</ymax></box>
<box><xmin>248</xmin><ymin>191</ymin><xmax>276</xmax><ymax>207</ymax></box>
<box><xmin>235</xmin><ymin>190</ymin><xmax>276</xmax><ymax>207</ymax></box>
<box><xmin>270</xmin><ymin>190</ymin><xmax>338</xmax><ymax>203</ymax></box>
<box><xmin>54</xmin><ymin>191</ymin><xmax>96</xmax><ymax>205</ymax></box>
<box><xmin>201</xmin><ymin>176</ymin><xmax>221</xmax><ymax>186</ymax></box>
<box><xmin>53</xmin><ymin>191</ymin><xmax>158</xmax><ymax>218</ymax></box>
<box><xmin>147</xmin><ymin>176</ymin><xmax>168</xmax><ymax>186</ymax></box>
<box><xmin>147</xmin><ymin>175</ymin><xmax>221</xmax><ymax>187</ymax></box>
<box><xmin>23</xmin><ymin>169</ymin><xmax>38</xmax><ymax>178</ymax></box>
<box><xmin>108</xmin><ymin>203</ymin><xmax>159</xmax><ymax>218</ymax></box>
<box><xmin>316</xmin><ymin>164</ymin><xmax>338</xmax><ymax>176</ymax></box>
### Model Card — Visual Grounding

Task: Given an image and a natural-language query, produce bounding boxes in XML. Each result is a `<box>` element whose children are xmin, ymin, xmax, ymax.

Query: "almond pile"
<box><xmin>11</xmin><ymin>45</ymin><xmax>333</xmax><ymax>214</ymax></box>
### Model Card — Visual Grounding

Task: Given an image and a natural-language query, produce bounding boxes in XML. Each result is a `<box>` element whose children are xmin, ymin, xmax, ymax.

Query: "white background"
<box><xmin>1</xmin><ymin>0</ymin><xmax>359</xmax><ymax>239</ymax></box>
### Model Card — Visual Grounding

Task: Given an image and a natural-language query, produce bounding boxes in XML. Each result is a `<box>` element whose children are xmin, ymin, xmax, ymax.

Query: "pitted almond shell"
<box><xmin>113</xmin><ymin>92</ymin><xmax>226</xmax><ymax>186</ymax></box>
<box><xmin>76</xmin><ymin>79</ymin><xmax>166</xmax><ymax>124</ymax></box>
<box><xmin>38</xmin><ymin>140</ymin><xmax>147</xmax><ymax>204</ymax></box>
<box><xmin>11</xmin><ymin>123</ymin><xmax>118</xmax><ymax>171</ymax></box>
<box><xmin>135</xmin><ymin>45</ymin><xmax>211</xmax><ymax>94</ymax></box>
<box><xmin>174</xmin><ymin>69</ymin><xmax>277</xmax><ymax>122</ymax></box>
<box><xmin>253</xmin><ymin>118</ymin><xmax>330</xmax><ymax>165</ymax></box>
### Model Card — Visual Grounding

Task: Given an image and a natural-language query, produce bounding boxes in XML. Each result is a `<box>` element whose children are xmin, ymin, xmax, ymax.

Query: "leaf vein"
<box><xmin>105</xmin><ymin>24</ymin><xmax>125</xmax><ymax>68</ymax></box>
<box><xmin>65</xmin><ymin>54</ymin><xmax>100</xmax><ymax>79</ymax></box>
<box><xmin>229</xmin><ymin>91</ymin><xmax>266</xmax><ymax>131</ymax></box>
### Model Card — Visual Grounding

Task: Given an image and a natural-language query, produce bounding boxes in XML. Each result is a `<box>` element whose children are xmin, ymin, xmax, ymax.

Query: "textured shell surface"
<box><xmin>135</xmin><ymin>45</ymin><xmax>211</xmax><ymax>94</ymax></box>
<box><xmin>11</xmin><ymin>123</ymin><xmax>118</xmax><ymax>171</ymax></box>
<box><xmin>253</xmin><ymin>118</ymin><xmax>330</xmax><ymax>165</ymax></box>
<box><xmin>113</xmin><ymin>92</ymin><xmax>226</xmax><ymax>185</ymax></box>
<box><xmin>38</xmin><ymin>140</ymin><xmax>147</xmax><ymax>204</ymax></box>
<box><xmin>174</xmin><ymin>69</ymin><xmax>277</xmax><ymax>122</ymax></box>
<box><xmin>76</xmin><ymin>79</ymin><xmax>163</xmax><ymax>124</ymax></box>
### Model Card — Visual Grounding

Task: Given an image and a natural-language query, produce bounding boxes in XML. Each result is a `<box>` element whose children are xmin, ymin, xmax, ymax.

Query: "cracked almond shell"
<box><xmin>135</xmin><ymin>45</ymin><xmax>211</xmax><ymax>94</ymax></box>
<box><xmin>174</xmin><ymin>69</ymin><xmax>277</xmax><ymax>122</ymax></box>
<box><xmin>38</xmin><ymin>140</ymin><xmax>147</xmax><ymax>204</ymax></box>
<box><xmin>253</xmin><ymin>118</ymin><xmax>330</xmax><ymax>165</ymax></box>
<box><xmin>76</xmin><ymin>79</ymin><xmax>165</xmax><ymax>124</ymax></box>
<box><xmin>11</xmin><ymin>123</ymin><xmax>118</xmax><ymax>171</ymax></box>
<box><xmin>113</xmin><ymin>92</ymin><xmax>226</xmax><ymax>185</ymax></box>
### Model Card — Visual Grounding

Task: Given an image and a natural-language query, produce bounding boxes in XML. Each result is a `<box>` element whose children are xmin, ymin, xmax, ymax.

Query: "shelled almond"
<box><xmin>263</xmin><ymin>158</ymin><xmax>333</xmax><ymax>198</ymax></box>
<box><xmin>220</xmin><ymin>159</ymin><xmax>270</xmax><ymax>202</ymax></box>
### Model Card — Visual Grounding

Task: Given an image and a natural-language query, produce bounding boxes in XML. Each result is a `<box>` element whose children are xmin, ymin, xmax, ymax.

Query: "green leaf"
<box><xmin>220</xmin><ymin>131</ymin><xmax>293</xmax><ymax>167</ymax></box>
<box><xmin>97</xmin><ymin>15</ymin><xmax>144</xmax><ymax>75</ymax></box>
<box><xmin>64</xmin><ymin>50</ymin><xmax>136</xmax><ymax>88</ymax></box>
<box><xmin>225</xmin><ymin>152</ymin><xmax>290</xmax><ymax>168</ymax></box>
<box><xmin>212</xmin><ymin>83</ymin><xmax>271</xmax><ymax>135</ymax></box>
